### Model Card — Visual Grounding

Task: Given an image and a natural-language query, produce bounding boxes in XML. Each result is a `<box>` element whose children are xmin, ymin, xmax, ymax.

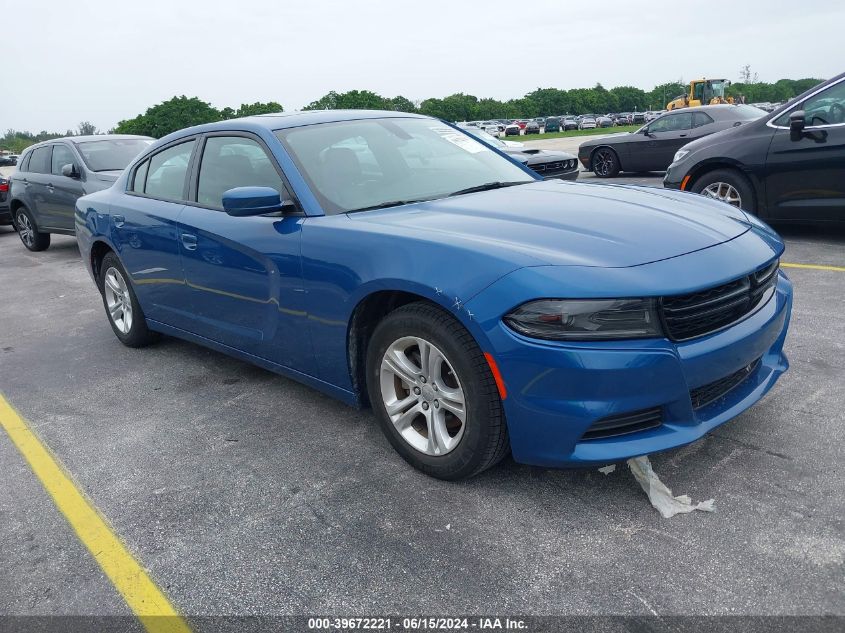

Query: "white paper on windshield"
<box><xmin>430</xmin><ymin>126</ymin><xmax>489</xmax><ymax>154</ymax></box>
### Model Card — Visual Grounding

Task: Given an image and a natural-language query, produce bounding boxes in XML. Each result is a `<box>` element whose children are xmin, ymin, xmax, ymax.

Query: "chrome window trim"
<box><xmin>766</xmin><ymin>76</ymin><xmax>845</xmax><ymax>130</ymax></box>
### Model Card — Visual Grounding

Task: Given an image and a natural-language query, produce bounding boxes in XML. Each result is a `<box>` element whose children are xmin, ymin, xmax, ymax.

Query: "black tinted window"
<box><xmin>28</xmin><ymin>146</ymin><xmax>51</xmax><ymax>174</ymax></box>
<box><xmin>197</xmin><ymin>137</ymin><xmax>285</xmax><ymax>208</ymax></box>
<box><xmin>692</xmin><ymin>112</ymin><xmax>714</xmax><ymax>128</ymax></box>
<box><xmin>144</xmin><ymin>140</ymin><xmax>195</xmax><ymax>202</ymax></box>
<box><xmin>51</xmin><ymin>144</ymin><xmax>76</xmax><ymax>175</ymax></box>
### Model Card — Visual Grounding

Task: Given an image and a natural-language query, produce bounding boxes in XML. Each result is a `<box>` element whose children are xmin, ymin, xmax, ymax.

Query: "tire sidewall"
<box><xmin>99</xmin><ymin>252</ymin><xmax>149</xmax><ymax>346</ymax></box>
<box><xmin>15</xmin><ymin>206</ymin><xmax>49</xmax><ymax>251</ymax></box>
<box><xmin>692</xmin><ymin>169</ymin><xmax>755</xmax><ymax>213</ymax></box>
<box><xmin>366</xmin><ymin>308</ymin><xmax>497</xmax><ymax>479</ymax></box>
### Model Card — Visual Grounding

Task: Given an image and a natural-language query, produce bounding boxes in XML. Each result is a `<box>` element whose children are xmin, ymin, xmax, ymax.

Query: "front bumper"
<box><xmin>543</xmin><ymin>169</ymin><xmax>579</xmax><ymax>181</ymax></box>
<box><xmin>479</xmin><ymin>273</ymin><xmax>792</xmax><ymax>468</ymax></box>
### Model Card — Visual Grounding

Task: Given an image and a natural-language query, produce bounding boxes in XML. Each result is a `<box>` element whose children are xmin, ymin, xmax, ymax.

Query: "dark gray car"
<box><xmin>10</xmin><ymin>135</ymin><xmax>153</xmax><ymax>250</ymax></box>
<box><xmin>462</xmin><ymin>127</ymin><xmax>579</xmax><ymax>180</ymax></box>
<box><xmin>577</xmin><ymin>105</ymin><xmax>766</xmax><ymax>177</ymax></box>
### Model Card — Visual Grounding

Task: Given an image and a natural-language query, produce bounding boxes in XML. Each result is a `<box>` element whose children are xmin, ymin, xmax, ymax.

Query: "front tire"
<box><xmin>15</xmin><ymin>206</ymin><xmax>50</xmax><ymax>251</ymax></box>
<box><xmin>99</xmin><ymin>252</ymin><xmax>158</xmax><ymax>347</ymax></box>
<box><xmin>690</xmin><ymin>169</ymin><xmax>755</xmax><ymax>212</ymax></box>
<box><xmin>591</xmin><ymin>147</ymin><xmax>620</xmax><ymax>178</ymax></box>
<box><xmin>366</xmin><ymin>302</ymin><xmax>509</xmax><ymax>480</ymax></box>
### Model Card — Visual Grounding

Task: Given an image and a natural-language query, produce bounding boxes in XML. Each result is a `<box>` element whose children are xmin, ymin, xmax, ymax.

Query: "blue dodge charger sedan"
<box><xmin>75</xmin><ymin>110</ymin><xmax>792</xmax><ymax>480</ymax></box>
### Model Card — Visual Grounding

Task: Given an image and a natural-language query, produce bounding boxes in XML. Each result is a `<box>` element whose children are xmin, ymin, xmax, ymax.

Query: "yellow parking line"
<box><xmin>782</xmin><ymin>262</ymin><xmax>845</xmax><ymax>272</ymax></box>
<box><xmin>0</xmin><ymin>394</ymin><xmax>191</xmax><ymax>633</ymax></box>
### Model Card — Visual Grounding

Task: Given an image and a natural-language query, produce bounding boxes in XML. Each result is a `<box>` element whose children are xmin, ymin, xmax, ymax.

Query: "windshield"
<box><xmin>462</xmin><ymin>127</ymin><xmax>507</xmax><ymax>148</ymax></box>
<box><xmin>275</xmin><ymin>118</ymin><xmax>534</xmax><ymax>214</ymax></box>
<box><xmin>75</xmin><ymin>138</ymin><xmax>153</xmax><ymax>172</ymax></box>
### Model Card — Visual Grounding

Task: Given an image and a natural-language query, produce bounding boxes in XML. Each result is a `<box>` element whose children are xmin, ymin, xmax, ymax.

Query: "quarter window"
<box><xmin>28</xmin><ymin>146</ymin><xmax>52</xmax><ymax>174</ymax></box>
<box><xmin>143</xmin><ymin>140</ymin><xmax>196</xmax><ymax>202</ymax></box>
<box><xmin>132</xmin><ymin>159</ymin><xmax>149</xmax><ymax>193</ymax></box>
<box><xmin>197</xmin><ymin>136</ymin><xmax>286</xmax><ymax>208</ymax></box>
<box><xmin>51</xmin><ymin>144</ymin><xmax>76</xmax><ymax>176</ymax></box>
<box><xmin>692</xmin><ymin>112</ymin><xmax>714</xmax><ymax>128</ymax></box>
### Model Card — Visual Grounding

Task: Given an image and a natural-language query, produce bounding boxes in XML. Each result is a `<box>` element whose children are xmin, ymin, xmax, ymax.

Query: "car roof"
<box><xmin>23</xmin><ymin>134</ymin><xmax>153</xmax><ymax>152</ymax></box>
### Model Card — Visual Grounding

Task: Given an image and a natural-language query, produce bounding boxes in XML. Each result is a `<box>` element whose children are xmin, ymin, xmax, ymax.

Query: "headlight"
<box><xmin>504</xmin><ymin>298</ymin><xmax>662</xmax><ymax>341</ymax></box>
<box><xmin>672</xmin><ymin>149</ymin><xmax>690</xmax><ymax>164</ymax></box>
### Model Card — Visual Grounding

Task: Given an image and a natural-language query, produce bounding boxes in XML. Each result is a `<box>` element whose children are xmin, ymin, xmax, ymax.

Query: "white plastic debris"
<box><xmin>598</xmin><ymin>464</ymin><xmax>616</xmax><ymax>475</ymax></box>
<box><xmin>627</xmin><ymin>456</ymin><xmax>715</xmax><ymax>518</ymax></box>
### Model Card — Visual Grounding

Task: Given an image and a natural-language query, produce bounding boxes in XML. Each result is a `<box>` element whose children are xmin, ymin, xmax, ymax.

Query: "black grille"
<box><xmin>660</xmin><ymin>261</ymin><xmax>779</xmax><ymax>341</ymax></box>
<box><xmin>582</xmin><ymin>407</ymin><xmax>663</xmax><ymax>440</ymax></box>
<box><xmin>530</xmin><ymin>160</ymin><xmax>575</xmax><ymax>175</ymax></box>
<box><xmin>690</xmin><ymin>358</ymin><xmax>761</xmax><ymax>410</ymax></box>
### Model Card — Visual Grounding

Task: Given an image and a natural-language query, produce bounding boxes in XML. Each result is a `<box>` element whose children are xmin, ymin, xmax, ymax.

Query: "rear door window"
<box><xmin>28</xmin><ymin>146</ymin><xmax>52</xmax><ymax>174</ymax></box>
<box><xmin>143</xmin><ymin>140</ymin><xmax>196</xmax><ymax>202</ymax></box>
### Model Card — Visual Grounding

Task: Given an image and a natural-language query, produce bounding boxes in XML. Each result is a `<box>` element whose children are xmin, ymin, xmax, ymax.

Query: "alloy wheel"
<box><xmin>593</xmin><ymin>149</ymin><xmax>615</xmax><ymax>177</ymax></box>
<box><xmin>17</xmin><ymin>213</ymin><xmax>34</xmax><ymax>248</ymax></box>
<box><xmin>701</xmin><ymin>182</ymin><xmax>742</xmax><ymax>207</ymax></box>
<box><xmin>103</xmin><ymin>267</ymin><xmax>133</xmax><ymax>335</ymax></box>
<box><xmin>379</xmin><ymin>336</ymin><xmax>466</xmax><ymax>456</ymax></box>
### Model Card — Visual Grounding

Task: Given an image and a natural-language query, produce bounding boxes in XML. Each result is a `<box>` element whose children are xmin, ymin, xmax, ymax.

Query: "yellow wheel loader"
<box><xmin>667</xmin><ymin>79</ymin><xmax>734</xmax><ymax>110</ymax></box>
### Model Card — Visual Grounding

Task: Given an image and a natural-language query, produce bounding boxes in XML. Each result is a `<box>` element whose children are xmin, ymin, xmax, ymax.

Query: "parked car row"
<box><xmin>579</xmin><ymin>71</ymin><xmax>845</xmax><ymax>223</ymax></box>
<box><xmin>461</xmin><ymin>127</ymin><xmax>579</xmax><ymax>181</ymax></box>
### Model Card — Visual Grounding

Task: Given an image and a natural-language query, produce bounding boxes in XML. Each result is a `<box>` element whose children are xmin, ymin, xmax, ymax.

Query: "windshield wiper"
<box><xmin>446</xmin><ymin>181</ymin><xmax>529</xmax><ymax>197</ymax></box>
<box><xmin>347</xmin><ymin>199</ymin><xmax>433</xmax><ymax>213</ymax></box>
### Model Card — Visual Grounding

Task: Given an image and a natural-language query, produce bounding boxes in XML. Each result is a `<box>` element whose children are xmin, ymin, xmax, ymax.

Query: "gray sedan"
<box><xmin>577</xmin><ymin>104</ymin><xmax>766</xmax><ymax>177</ymax></box>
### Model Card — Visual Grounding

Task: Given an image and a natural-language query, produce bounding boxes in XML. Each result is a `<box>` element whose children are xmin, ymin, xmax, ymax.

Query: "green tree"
<box><xmin>646</xmin><ymin>81</ymin><xmax>687</xmax><ymax>110</ymax></box>
<box><xmin>388</xmin><ymin>95</ymin><xmax>417</xmax><ymax>113</ymax></box>
<box><xmin>77</xmin><ymin>121</ymin><xmax>98</xmax><ymax>136</ymax></box>
<box><xmin>114</xmin><ymin>96</ymin><xmax>222</xmax><ymax>138</ymax></box>
<box><xmin>610</xmin><ymin>86</ymin><xmax>647</xmax><ymax>112</ymax></box>
<box><xmin>230</xmin><ymin>102</ymin><xmax>284</xmax><ymax>118</ymax></box>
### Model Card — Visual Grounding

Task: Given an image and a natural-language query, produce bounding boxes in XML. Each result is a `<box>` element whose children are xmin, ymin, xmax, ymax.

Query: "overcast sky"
<box><xmin>3</xmin><ymin>0</ymin><xmax>843</xmax><ymax>132</ymax></box>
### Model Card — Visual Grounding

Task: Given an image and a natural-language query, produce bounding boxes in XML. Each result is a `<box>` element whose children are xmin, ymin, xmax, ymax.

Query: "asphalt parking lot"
<box><xmin>1</xmin><ymin>178</ymin><xmax>844</xmax><ymax>624</ymax></box>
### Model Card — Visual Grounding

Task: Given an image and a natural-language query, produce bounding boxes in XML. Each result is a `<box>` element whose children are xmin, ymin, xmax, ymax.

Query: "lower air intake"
<box><xmin>581</xmin><ymin>407</ymin><xmax>663</xmax><ymax>441</ymax></box>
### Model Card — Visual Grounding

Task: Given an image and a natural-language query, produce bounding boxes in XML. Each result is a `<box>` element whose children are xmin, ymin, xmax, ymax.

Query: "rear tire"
<box><xmin>15</xmin><ymin>206</ymin><xmax>50</xmax><ymax>251</ymax></box>
<box><xmin>99</xmin><ymin>252</ymin><xmax>159</xmax><ymax>348</ymax></box>
<box><xmin>366</xmin><ymin>302</ymin><xmax>509</xmax><ymax>480</ymax></box>
<box><xmin>690</xmin><ymin>169</ymin><xmax>755</xmax><ymax>213</ymax></box>
<box><xmin>591</xmin><ymin>147</ymin><xmax>620</xmax><ymax>178</ymax></box>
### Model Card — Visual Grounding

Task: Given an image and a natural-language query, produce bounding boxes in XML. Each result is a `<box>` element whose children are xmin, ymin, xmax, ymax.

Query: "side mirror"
<box><xmin>642</xmin><ymin>127</ymin><xmax>651</xmax><ymax>135</ymax></box>
<box><xmin>222</xmin><ymin>186</ymin><xmax>286</xmax><ymax>217</ymax></box>
<box><xmin>789</xmin><ymin>110</ymin><xmax>806</xmax><ymax>132</ymax></box>
<box><xmin>61</xmin><ymin>163</ymin><xmax>80</xmax><ymax>178</ymax></box>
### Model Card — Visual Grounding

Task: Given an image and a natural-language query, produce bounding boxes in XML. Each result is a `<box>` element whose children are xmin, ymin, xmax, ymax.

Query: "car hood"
<box><xmin>349</xmin><ymin>181</ymin><xmax>751</xmax><ymax>268</ymax></box>
<box><xmin>502</xmin><ymin>148</ymin><xmax>577</xmax><ymax>163</ymax></box>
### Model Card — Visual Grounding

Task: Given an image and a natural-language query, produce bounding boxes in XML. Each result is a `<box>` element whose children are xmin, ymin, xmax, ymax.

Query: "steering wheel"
<box><xmin>830</xmin><ymin>102</ymin><xmax>845</xmax><ymax>124</ymax></box>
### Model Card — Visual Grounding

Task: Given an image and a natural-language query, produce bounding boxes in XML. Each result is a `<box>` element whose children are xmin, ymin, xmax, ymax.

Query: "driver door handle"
<box><xmin>181</xmin><ymin>233</ymin><xmax>198</xmax><ymax>251</ymax></box>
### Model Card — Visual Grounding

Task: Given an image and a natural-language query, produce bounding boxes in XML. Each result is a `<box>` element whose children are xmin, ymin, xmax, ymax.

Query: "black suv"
<box><xmin>10</xmin><ymin>135</ymin><xmax>152</xmax><ymax>250</ymax></box>
<box><xmin>665</xmin><ymin>72</ymin><xmax>845</xmax><ymax>223</ymax></box>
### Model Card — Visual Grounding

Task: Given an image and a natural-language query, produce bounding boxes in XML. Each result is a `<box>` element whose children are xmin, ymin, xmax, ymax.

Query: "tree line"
<box><xmin>1</xmin><ymin>76</ymin><xmax>825</xmax><ymax>149</ymax></box>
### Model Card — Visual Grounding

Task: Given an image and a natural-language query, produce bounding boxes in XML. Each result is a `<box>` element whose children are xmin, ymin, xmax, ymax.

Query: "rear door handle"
<box><xmin>46</xmin><ymin>183</ymin><xmax>55</xmax><ymax>193</ymax></box>
<box><xmin>113</xmin><ymin>215</ymin><xmax>125</xmax><ymax>228</ymax></box>
<box><xmin>181</xmin><ymin>233</ymin><xmax>198</xmax><ymax>251</ymax></box>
